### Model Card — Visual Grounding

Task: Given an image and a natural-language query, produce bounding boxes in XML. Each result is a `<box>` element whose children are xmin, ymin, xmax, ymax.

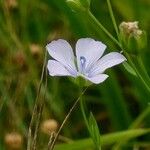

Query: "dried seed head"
<box><xmin>5</xmin><ymin>132</ymin><xmax>23</xmax><ymax>149</ymax></box>
<box><xmin>30</xmin><ymin>44</ymin><xmax>42</xmax><ymax>57</ymax></box>
<box><xmin>41</xmin><ymin>119</ymin><xmax>58</xmax><ymax>135</ymax></box>
<box><xmin>119</xmin><ymin>21</ymin><xmax>142</xmax><ymax>37</ymax></box>
<box><xmin>119</xmin><ymin>21</ymin><xmax>147</xmax><ymax>54</ymax></box>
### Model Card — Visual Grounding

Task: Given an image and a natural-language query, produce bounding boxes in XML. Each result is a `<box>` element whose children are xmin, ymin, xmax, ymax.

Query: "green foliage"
<box><xmin>0</xmin><ymin>0</ymin><xmax>150</xmax><ymax>149</ymax></box>
<box><xmin>123</xmin><ymin>62</ymin><xmax>137</xmax><ymax>76</ymax></box>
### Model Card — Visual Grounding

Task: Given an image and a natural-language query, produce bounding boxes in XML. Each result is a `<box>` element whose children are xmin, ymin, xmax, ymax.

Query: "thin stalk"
<box><xmin>106</xmin><ymin>0</ymin><xmax>120</xmax><ymax>41</ymax></box>
<box><xmin>79</xmin><ymin>85</ymin><xmax>101</xmax><ymax>150</ymax></box>
<box><xmin>47</xmin><ymin>87</ymin><xmax>89</xmax><ymax>150</ymax></box>
<box><xmin>87</xmin><ymin>11</ymin><xmax>121</xmax><ymax>48</ymax></box>
<box><xmin>32</xmin><ymin>53</ymin><xmax>48</xmax><ymax>150</ymax></box>
<box><xmin>27</xmin><ymin>50</ymin><xmax>47</xmax><ymax>150</ymax></box>
<box><xmin>32</xmin><ymin>90</ymin><xmax>45</xmax><ymax>150</ymax></box>
<box><xmin>80</xmin><ymin>96</ymin><xmax>90</xmax><ymax>132</ymax></box>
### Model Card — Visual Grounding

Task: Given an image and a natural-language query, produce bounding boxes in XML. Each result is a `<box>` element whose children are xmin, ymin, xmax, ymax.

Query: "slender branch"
<box><xmin>48</xmin><ymin>86</ymin><xmax>89</xmax><ymax>150</ymax></box>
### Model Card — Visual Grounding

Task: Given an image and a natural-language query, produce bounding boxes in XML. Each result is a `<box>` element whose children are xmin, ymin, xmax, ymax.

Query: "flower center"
<box><xmin>80</xmin><ymin>56</ymin><xmax>86</xmax><ymax>74</ymax></box>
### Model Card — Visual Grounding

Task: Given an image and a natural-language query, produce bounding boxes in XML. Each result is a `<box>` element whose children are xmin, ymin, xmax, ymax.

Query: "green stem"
<box><xmin>80</xmin><ymin>96</ymin><xmax>90</xmax><ymax>132</ymax></box>
<box><xmin>87</xmin><ymin>11</ymin><xmax>121</xmax><ymax>48</ymax></box>
<box><xmin>106</xmin><ymin>0</ymin><xmax>120</xmax><ymax>41</ymax></box>
<box><xmin>79</xmin><ymin>85</ymin><xmax>101</xmax><ymax>150</ymax></box>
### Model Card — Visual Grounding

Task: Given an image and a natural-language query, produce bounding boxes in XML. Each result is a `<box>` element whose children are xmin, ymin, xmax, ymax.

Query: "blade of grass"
<box><xmin>54</xmin><ymin>128</ymin><xmax>150</xmax><ymax>150</ymax></box>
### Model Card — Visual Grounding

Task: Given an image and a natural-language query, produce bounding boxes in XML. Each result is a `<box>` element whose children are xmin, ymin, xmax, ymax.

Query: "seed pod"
<box><xmin>41</xmin><ymin>119</ymin><xmax>59</xmax><ymax>135</ymax></box>
<box><xmin>5</xmin><ymin>132</ymin><xmax>23</xmax><ymax>150</ymax></box>
<box><xmin>119</xmin><ymin>21</ymin><xmax>147</xmax><ymax>55</ymax></box>
<box><xmin>67</xmin><ymin>0</ymin><xmax>90</xmax><ymax>12</ymax></box>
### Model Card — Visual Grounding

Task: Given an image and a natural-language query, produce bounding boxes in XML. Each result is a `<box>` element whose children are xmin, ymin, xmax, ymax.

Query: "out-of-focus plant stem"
<box><xmin>106</xmin><ymin>0</ymin><xmax>119</xmax><ymax>41</ymax></box>
<box><xmin>31</xmin><ymin>51</ymin><xmax>48</xmax><ymax>150</ymax></box>
<box><xmin>27</xmin><ymin>49</ymin><xmax>47</xmax><ymax>150</ymax></box>
<box><xmin>1</xmin><ymin>2</ymin><xmax>23</xmax><ymax>51</ymax></box>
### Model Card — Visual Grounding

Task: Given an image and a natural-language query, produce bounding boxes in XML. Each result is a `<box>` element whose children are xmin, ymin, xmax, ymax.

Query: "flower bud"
<box><xmin>70</xmin><ymin>75</ymin><xmax>92</xmax><ymax>87</ymax></box>
<box><xmin>80</xmin><ymin>0</ymin><xmax>91</xmax><ymax>9</ymax></box>
<box><xmin>66</xmin><ymin>0</ymin><xmax>90</xmax><ymax>12</ymax></box>
<box><xmin>5</xmin><ymin>132</ymin><xmax>23</xmax><ymax>150</ymax></box>
<box><xmin>41</xmin><ymin>119</ymin><xmax>58</xmax><ymax>135</ymax></box>
<box><xmin>119</xmin><ymin>21</ymin><xmax>147</xmax><ymax>54</ymax></box>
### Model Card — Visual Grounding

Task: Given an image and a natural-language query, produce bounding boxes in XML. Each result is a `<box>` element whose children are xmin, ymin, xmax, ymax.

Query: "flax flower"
<box><xmin>46</xmin><ymin>38</ymin><xmax>126</xmax><ymax>84</ymax></box>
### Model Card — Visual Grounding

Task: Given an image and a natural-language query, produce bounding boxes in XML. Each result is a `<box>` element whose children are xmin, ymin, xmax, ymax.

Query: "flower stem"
<box><xmin>47</xmin><ymin>86</ymin><xmax>89</xmax><ymax>150</ymax></box>
<box><xmin>106</xmin><ymin>0</ymin><xmax>120</xmax><ymax>41</ymax></box>
<box><xmin>79</xmin><ymin>94</ymin><xmax>90</xmax><ymax>132</ymax></box>
<box><xmin>87</xmin><ymin>10</ymin><xmax>121</xmax><ymax>48</ymax></box>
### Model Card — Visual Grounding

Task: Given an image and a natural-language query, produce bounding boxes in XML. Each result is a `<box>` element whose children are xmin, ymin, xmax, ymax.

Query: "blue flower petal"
<box><xmin>46</xmin><ymin>39</ymin><xmax>77</xmax><ymax>75</ymax></box>
<box><xmin>83</xmin><ymin>74</ymin><xmax>109</xmax><ymax>84</ymax></box>
<box><xmin>47</xmin><ymin>60</ymin><xmax>77</xmax><ymax>77</ymax></box>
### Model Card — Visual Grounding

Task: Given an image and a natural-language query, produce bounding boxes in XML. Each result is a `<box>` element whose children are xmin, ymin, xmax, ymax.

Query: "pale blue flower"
<box><xmin>46</xmin><ymin>38</ymin><xmax>126</xmax><ymax>84</ymax></box>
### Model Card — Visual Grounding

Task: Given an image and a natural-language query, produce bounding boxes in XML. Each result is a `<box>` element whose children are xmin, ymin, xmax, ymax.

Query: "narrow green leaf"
<box><xmin>89</xmin><ymin>112</ymin><xmax>101</xmax><ymax>150</ymax></box>
<box><xmin>123</xmin><ymin>62</ymin><xmax>137</xmax><ymax>76</ymax></box>
<box><xmin>54</xmin><ymin>129</ymin><xmax>150</xmax><ymax>150</ymax></box>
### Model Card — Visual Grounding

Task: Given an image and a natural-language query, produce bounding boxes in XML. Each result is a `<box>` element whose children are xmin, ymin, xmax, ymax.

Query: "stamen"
<box><xmin>80</xmin><ymin>56</ymin><xmax>86</xmax><ymax>73</ymax></box>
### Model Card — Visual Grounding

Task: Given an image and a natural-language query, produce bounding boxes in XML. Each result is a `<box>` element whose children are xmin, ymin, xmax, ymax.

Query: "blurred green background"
<box><xmin>0</xmin><ymin>0</ymin><xmax>150</xmax><ymax>149</ymax></box>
